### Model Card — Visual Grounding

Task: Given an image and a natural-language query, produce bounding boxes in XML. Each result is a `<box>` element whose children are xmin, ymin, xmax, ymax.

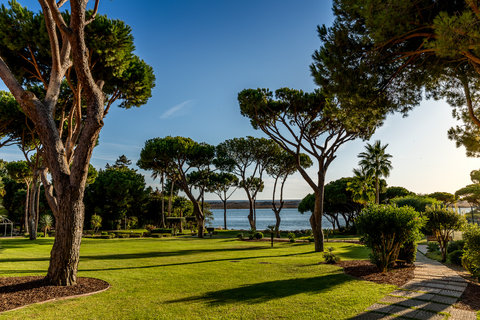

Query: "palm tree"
<box><xmin>347</xmin><ymin>168</ymin><xmax>375</xmax><ymax>205</ymax></box>
<box><xmin>358</xmin><ymin>140</ymin><xmax>393</xmax><ymax>204</ymax></box>
<box><xmin>39</xmin><ymin>214</ymin><xmax>53</xmax><ymax>237</ymax></box>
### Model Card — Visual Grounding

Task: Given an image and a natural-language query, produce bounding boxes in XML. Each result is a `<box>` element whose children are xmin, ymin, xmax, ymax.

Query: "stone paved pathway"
<box><xmin>350</xmin><ymin>245</ymin><xmax>476</xmax><ymax>320</ymax></box>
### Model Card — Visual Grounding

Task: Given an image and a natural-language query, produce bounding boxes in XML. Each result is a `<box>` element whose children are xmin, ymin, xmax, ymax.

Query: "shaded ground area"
<box><xmin>0</xmin><ymin>276</ymin><xmax>109</xmax><ymax>313</ymax></box>
<box><xmin>339</xmin><ymin>260</ymin><xmax>415</xmax><ymax>287</ymax></box>
<box><xmin>167</xmin><ymin>273</ymin><xmax>350</xmax><ymax>305</ymax></box>
<box><xmin>455</xmin><ymin>280</ymin><xmax>480</xmax><ymax>312</ymax></box>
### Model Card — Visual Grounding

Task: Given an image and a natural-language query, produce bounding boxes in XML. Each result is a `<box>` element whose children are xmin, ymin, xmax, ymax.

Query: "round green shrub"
<box><xmin>447</xmin><ymin>240</ymin><xmax>465</xmax><ymax>254</ymax></box>
<box><xmin>287</xmin><ymin>232</ymin><xmax>295</xmax><ymax>240</ymax></box>
<box><xmin>254</xmin><ymin>232</ymin><xmax>263</xmax><ymax>240</ymax></box>
<box><xmin>236</xmin><ymin>233</ymin><xmax>244</xmax><ymax>240</ymax></box>
<box><xmin>427</xmin><ymin>242</ymin><xmax>440</xmax><ymax>253</ymax></box>
<box><xmin>356</xmin><ymin>204</ymin><xmax>425</xmax><ymax>272</ymax></box>
<box><xmin>323</xmin><ymin>247</ymin><xmax>340</xmax><ymax>264</ymax></box>
<box><xmin>448</xmin><ymin>250</ymin><xmax>463</xmax><ymax>265</ymax></box>
<box><xmin>424</xmin><ymin>205</ymin><xmax>467</xmax><ymax>262</ymax></box>
<box><xmin>462</xmin><ymin>224</ymin><xmax>480</xmax><ymax>279</ymax></box>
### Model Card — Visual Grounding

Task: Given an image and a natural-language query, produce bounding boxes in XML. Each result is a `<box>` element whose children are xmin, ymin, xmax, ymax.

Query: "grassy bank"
<box><xmin>0</xmin><ymin>236</ymin><xmax>393</xmax><ymax>319</ymax></box>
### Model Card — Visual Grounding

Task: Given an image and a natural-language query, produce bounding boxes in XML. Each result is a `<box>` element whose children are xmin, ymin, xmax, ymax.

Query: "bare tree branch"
<box><xmin>85</xmin><ymin>0</ymin><xmax>100</xmax><ymax>25</ymax></box>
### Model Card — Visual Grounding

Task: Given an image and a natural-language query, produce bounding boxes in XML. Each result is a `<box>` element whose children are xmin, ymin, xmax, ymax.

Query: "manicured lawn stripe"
<box><xmin>0</xmin><ymin>237</ymin><xmax>394</xmax><ymax>319</ymax></box>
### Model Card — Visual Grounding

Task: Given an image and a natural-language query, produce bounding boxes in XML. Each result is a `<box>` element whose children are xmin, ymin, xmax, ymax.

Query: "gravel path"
<box><xmin>350</xmin><ymin>245</ymin><xmax>477</xmax><ymax>320</ymax></box>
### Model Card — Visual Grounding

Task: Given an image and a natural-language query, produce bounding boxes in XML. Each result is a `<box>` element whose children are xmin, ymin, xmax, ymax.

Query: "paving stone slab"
<box><xmin>381</xmin><ymin>296</ymin><xmax>407</xmax><ymax>304</ymax></box>
<box><xmin>389</xmin><ymin>304</ymin><xmax>418</xmax><ymax>317</ymax></box>
<box><xmin>438</xmin><ymin>289</ymin><xmax>463</xmax><ymax>298</ymax></box>
<box><xmin>350</xmin><ymin>311</ymin><xmax>400</xmax><ymax>320</ymax></box>
<box><xmin>430</xmin><ymin>295</ymin><xmax>458</xmax><ymax>305</ymax></box>
<box><xmin>409</xmin><ymin>309</ymin><xmax>444</xmax><ymax>320</ymax></box>
<box><xmin>367</xmin><ymin>303</ymin><xmax>394</xmax><ymax>313</ymax></box>
<box><xmin>411</xmin><ymin>282</ymin><xmax>447</xmax><ymax>290</ymax></box>
<box><xmin>389</xmin><ymin>290</ymin><xmax>434</xmax><ymax>301</ymax></box>
<box><xmin>447</xmin><ymin>281</ymin><xmax>467</xmax><ymax>288</ymax></box>
<box><xmin>443</xmin><ymin>285</ymin><xmax>467</xmax><ymax>292</ymax></box>
<box><xmin>395</xmin><ymin>299</ymin><xmax>449</xmax><ymax>313</ymax></box>
<box><xmin>405</xmin><ymin>285</ymin><xmax>441</xmax><ymax>294</ymax></box>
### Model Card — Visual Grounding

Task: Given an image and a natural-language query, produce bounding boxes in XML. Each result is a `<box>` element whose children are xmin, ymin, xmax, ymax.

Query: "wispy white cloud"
<box><xmin>160</xmin><ymin>100</ymin><xmax>192</xmax><ymax>119</ymax></box>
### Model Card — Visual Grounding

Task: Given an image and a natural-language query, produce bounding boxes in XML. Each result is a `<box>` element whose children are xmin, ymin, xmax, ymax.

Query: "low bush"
<box><xmin>287</xmin><ymin>232</ymin><xmax>295</xmax><ymax>240</ymax></box>
<box><xmin>101</xmin><ymin>231</ymin><xmax>109</xmax><ymax>236</ymax></box>
<box><xmin>356</xmin><ymin>204</ymin><xmax>425</xmax><ymax>272</ymax></box>
<box><xmin>151</xmin><ymin>228</ymin><xmax>172</xmax><ymax>234</ymax></box>
<box><xmin>145</xmin><ymin>224</ymin><xmax>156</xmax><ymax>232</ymax></box>
<box><xmin>448</xmin><ymin>250</ymin><xmax>463</xmax><ymax>265</ymax></box>
<box><xmin>462</xmin><ymin>224</ymin><xmax>480</xmax><ymax>280</ymax></box>
<box><xmin>116</xmin><ymin>233</ymin><xmax>130</xmax><ymax>238</ymax></box>
<box><xmin>100</xmin><ymin>234</ymin><xmax>114</xmax><ymax>239</ymax></box>
<box><xmin>447</xmin><ymin>240</ymin><xmax>465</xmax><ymax>254</ymax></box>
<box><xmin>427</xmin><ymin>242</ymin><xmax>440</xmax><ymax>253</ymax></box>
<box><xmin>236</xmin><ymin>233</ymin><xmax>244</xmax><ymax>240</ymax></box>
<box><xmin>254</xmin><ymin>232</ymin><xmax>263</xmax><ymax>240</ymax></box>
<box><xmin>323</xmin><ymin>247</ymin><xmax>340</xmax><ymax>264</ymax></box>
<box><xmin>129</xmin><ymin>233</ymin><xmax>142</xmax><ymax>238</ymax></box>
<box><xmin>424</xmin><ymin>205</ymin><xmax>466</xmax><ymax>262</ymax></box>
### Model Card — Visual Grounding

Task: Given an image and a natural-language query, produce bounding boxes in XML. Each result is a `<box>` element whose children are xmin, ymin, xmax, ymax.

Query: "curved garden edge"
<box><xmin>0</xmin><ymin>276</ymin><xmax>110</xmax><ymax>314</ymax></box>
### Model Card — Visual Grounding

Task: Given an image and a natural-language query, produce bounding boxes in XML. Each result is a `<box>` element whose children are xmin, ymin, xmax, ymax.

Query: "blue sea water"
<box><xmin>208</xmin><ymin>207</ymin><xmax>475</xmax><ymax>231</ymax></box>
<box><xmin>207</xmin><ymin>208</ymin><xmax>338</xmax><ymax>231</ymax></box>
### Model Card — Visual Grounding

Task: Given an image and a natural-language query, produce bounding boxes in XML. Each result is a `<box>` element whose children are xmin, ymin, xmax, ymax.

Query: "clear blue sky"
<box><xmin>0</xmin><ymin>0</ymin><xmax>478</xmax><ymax>200</ymax></box>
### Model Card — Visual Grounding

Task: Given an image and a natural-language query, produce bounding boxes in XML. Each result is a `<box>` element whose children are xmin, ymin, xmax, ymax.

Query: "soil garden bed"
<box><xmin>0</xmin><ymin>276</ymin><xmax>109</xmax><ymax>313</ymax></box>
<box><xmin>455</xmin><ymin>280</ymin><xmax>480</xmax><ymax>312</ymax></box>
<box><xmin>338</xmin><ymin>260</ymin><xmax>415</xmax><ymax>286</ymax></box>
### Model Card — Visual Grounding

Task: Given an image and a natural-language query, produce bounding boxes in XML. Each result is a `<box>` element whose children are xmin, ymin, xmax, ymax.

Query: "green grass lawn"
<box><xmin>0</xmin><ymin>236</ymin><xmax>395</xmax><ymax>319</ymax></box>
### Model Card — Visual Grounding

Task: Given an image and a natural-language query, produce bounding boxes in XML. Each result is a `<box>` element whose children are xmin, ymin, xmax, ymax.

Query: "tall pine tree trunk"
<box><xmin>193</xmin><ymin>202</ymin><xmax>204</xmax><ymax>238</ymax></box>
<box><xmin>311</xmin><ymin>172</ymin><xmax>325</xmax><ymax>252</ymax></box>
<box><xmin>45</xmin><ymin>190</ymin><xmax>85</xmax><ymax>286</ymax></box>
<box><xmin>29</xmin><ymin>180</ymin><xmax>38</xmax><ymax>240</ymax></box>
<box><xmin>35</xmin><ymin>181</ymin><xmax>41</xmax><ymax>233</ymax></box>
<box><xmin>161</xmin><ymin>175</ymin><xmax>166</xmax><ymax>228</ymax></box>
<box><xmin>24</xmin><ymin>181</ymin><xmax>30</xmax><ymax>234</ymax></box>
<box><xmin>246</xmin><ymin>191</ymin><xmax>255</xmax><ymax>230</ymax></box>
<box><xmin>222</xmin><ymin>198</ymin><xmax>227</xmax><ymax>230</ymax></box>
<box><xmin>274</xmin><ymin>209</ymin><xmax>281</xmax><ymax>238</ymax></box>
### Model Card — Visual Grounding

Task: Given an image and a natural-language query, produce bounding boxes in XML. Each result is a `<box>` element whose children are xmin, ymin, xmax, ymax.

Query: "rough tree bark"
<box><xmin>222</xmin><ymin>195</ymin><xmax>227</xmax><ymax>230</ymax></box>
<box><xmin>160</xmin><ymin>174</ymin><xmax>166</xmax><ymax>228</ymax></box>
<box><xmin>246</xmin><ymin>191</ymin><xmax>255</xmax><ymax>230</ymax></box>
<box><xmin>24</xmin><ymin>180</ymin><xmax>30</xmax><ymax>234</ymax></box>
<box><xmin>0</xmin><ymin>0</ymin><xmax>105</xmax><ymax>285</ymax></box>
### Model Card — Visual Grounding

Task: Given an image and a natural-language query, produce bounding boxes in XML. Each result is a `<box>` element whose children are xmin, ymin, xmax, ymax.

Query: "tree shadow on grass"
<box><xmin>167</xmin><ymin>273</ymin><xmax>351</xmax><ymax>305</ymax></box>
<box><xmin>0</xmin><ymin>238</ymin><xmax>53</xmax><ymax>249</ymax></box>
<box><xmin>80</xmin><ymin>246</ymin><xmax>273</xmax><ymax>261</ymax></box>
<box><xmin>78</xmin><ymin>251</ymin><xmax>314</xmax><ymax>272</ymax></box>
<box><xmin>0</xmin><ymin>245</ymin><xmax>279</xmax><ymax>263</ymax></box>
